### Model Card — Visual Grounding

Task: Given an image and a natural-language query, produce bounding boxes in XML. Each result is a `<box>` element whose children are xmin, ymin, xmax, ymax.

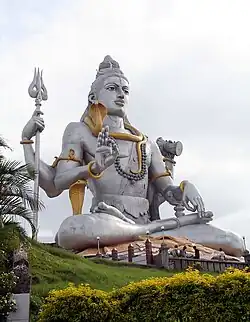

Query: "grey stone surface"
<box><xmin>57</xmin><ymin>211</ymin><xmax>210</xmax><ymax>250</ymax></box>
<box><xmin>7</xmin><ymin>293</ymin><xmax>30</xmax><ymax>322</ymax></box>
<box><xmin>57</xmin><ymin>214</ymin><xmax>244</xmax><ymax>256</ymax></box>
<box><xmin>153</xmin><ymin>224</ymin><xmax>244</xmax><ymax>257</ymax></box>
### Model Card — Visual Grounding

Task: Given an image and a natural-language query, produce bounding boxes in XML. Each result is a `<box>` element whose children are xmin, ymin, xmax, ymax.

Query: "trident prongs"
<box><xmin>40</xmin><ymin>70</ymin><xmax>48</xmax><ymax>101</ymax></box>
<box><xmin>28</xmin><ymin>67</ymin><xmax>48</xmax><ymax>103</ymax></box>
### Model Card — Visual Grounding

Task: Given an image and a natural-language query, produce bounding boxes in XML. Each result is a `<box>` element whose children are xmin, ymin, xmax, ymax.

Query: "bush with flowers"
<box><xmin>0</xmin><ymin>223</ymin><xmax>22</xmax><ymax>319</ymax></box>
<box><xmin>38</xmin><ymin>268</ymin><xmax>250</xmax><ymax>322</ymax></box>
<box><xmin>38</xmin><ymin>283</ymin><xmax>114</xmax><ymax>322</ymax></box>
<box><xmin>0</xmin><ymin>271</ymin><xmax>18</xmax><ymax>320</ymax></box>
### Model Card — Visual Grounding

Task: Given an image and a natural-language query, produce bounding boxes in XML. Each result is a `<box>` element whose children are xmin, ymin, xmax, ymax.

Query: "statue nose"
<box><xmin>117</xmin><ymin>92</ymin><xmax>124</xmax><ymax>99</ymax></box>
<box><xmin>117</xmin><ymin>87</ymin><xmax>124</xmax><ymax>99</ymax></box>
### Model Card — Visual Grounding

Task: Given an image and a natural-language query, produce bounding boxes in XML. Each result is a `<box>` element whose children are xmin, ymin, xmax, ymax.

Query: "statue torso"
<box><xmin>71</xmin><ymin>122</ymin><xmax>152</xmax><ymax>223</ymax></box>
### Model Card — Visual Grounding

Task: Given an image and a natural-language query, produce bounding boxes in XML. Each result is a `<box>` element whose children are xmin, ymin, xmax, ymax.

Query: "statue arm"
<box><xmin>149</xmin><ymin>141</ymin><xmax>182</xmax><ymax>202</ymax></box>
<box><xmin>149</xmin><ymin>140</ymin><xmax>206</xmax><ymax>215</ymax></box>
<box><xmin>22</xmin><ymin>122</ymin><xmax>99</xmax><ymax>196</ymax></box>
<box><xmin>22</xmin><ymin>143</ymin><xmax>63</xmax><ymax>198</ymax></box>
<box><xmin>53</xmin><ymin>122</ymin><xmax>100</xmax><ymax>191</ymax></box>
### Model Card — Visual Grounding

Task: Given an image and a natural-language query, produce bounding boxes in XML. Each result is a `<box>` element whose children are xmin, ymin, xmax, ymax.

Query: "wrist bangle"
<box><xmin>87</xmin><ymin>161</ymin><xmax>103</xmax><ymax>179</ymax></box>
<box><xmin>179</xmin><ymin>181</ymin><xmax>186</xmax><ymax>192</ymax></box>
<box><xmin>150</xmin><ymin>171</ymin><xmax>172</xmax><ymax>182</ymax></box>
<box><xmin>20</xmin><ymin>139</ymin><xmax>34</xmax><ymax>145</ymax></box>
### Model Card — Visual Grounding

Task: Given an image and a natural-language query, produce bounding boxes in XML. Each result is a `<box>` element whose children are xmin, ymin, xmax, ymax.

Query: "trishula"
<box><xmin>28</xmin><ymin>68</ymin><xmax>48</xmax><ymax>240</ymax></box>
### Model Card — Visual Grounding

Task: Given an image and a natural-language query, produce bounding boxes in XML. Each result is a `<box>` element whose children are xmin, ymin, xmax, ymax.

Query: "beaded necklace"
<box><xmin>108</xmin><ymin>124</ymin><xmax>148</xmax><ymax>183</ymax></box>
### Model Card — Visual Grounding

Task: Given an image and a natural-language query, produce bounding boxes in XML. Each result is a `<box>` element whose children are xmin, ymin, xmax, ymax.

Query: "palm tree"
<box><xmin>0</xmin><ymin>217</ymin><xmax>29</xmax><ymax>242</ymax></box>
<box><xmin>0</xmin><ymin>136</ymin><xmax>43</xmax><ymax>237</ymax></box>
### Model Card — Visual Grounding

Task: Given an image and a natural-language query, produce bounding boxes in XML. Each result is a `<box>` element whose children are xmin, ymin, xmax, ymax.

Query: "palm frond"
<box><xmin>1</xmin><ymin>187</ymin><xmax>44</xmax><ymax>211</ymax></box>
<box><xmin>0</xmin><ymin>136</ymin><xmax>11</xmax><ymax>151</ymax></box>
<box><xmin>11</xmin><ymin>209</ymin><xmax>36</xmax><ymax>238</ymax></box>
<box><xmin>0</xmin><ymin>159</ymin><xmax>44</xmax><ymax>211</ymax></box>
<box><xmin>0</xmin><ymin>138</ymin><xmax>43</xmax><ymax>239</ymax></box>
<box><xmin>0</xmin><ymin>207</ymin><xmax>36</xmax><ymax>238</ymax></box>
<box><xmin>1</xmin><ymin>217</ymin><xmax>29</xmax><ymax>240</ymax></box>
<box><xmin>0</xmin><ymin>160</ymin><xmax>34</xmax><ymax>180</ymax></box>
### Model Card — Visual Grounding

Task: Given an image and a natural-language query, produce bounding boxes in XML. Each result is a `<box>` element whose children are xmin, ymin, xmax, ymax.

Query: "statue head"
<box><xmin>81</xmin><ymin>55</ymin><xmax>130</xmax><ymax>135</ymax></box>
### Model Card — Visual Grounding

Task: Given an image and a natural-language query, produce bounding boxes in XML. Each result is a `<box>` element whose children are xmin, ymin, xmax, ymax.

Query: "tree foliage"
<box><xmin>0</xmin><ymin>136</ymin><xmax>43</xmax><ymax>236</ymax></box>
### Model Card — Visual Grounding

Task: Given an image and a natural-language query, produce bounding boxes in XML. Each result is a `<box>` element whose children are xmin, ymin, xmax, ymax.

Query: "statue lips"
<box><xmin>114</xmin><ymin>99</ymin><xmax>125</xmax><ymax>107</ymax></box>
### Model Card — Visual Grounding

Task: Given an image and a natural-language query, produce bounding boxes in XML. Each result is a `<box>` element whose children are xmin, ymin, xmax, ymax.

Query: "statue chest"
<box><xmin>82</xmin><ymin>132</ymin><xmax>151</xmax><ymax>166</ymax></box>
<box><xmin>83</xmin><ymin>131</ymin><xmax>152</xmax><ymax>197</ymax></box>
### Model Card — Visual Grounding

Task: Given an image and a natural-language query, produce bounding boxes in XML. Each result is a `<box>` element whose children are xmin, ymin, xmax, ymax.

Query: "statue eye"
<box><xmin>124</xmin><ymin>89</ymin><xmax>129</xmax><ymax>95</ymax></box>
<box><xmin>107</xmin><ymin>85</ymin><xmax>115</xmax><ymax>91</ymax></box>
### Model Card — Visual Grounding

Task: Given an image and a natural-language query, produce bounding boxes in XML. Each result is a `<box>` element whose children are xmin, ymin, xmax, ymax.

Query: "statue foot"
<box><xmin>94</xmin><ymin>202</ymin><xmax>136</xmax><ymax>225</ymax></box>
<box><xmin>185</xmin><ymin>210</ymin><xmax>213</xmax><ymax>224</ymax></box>
<box><xmin>148</xmin><ymin>211</ymin><xmax>213</xmax><ymax>234</ymax></box>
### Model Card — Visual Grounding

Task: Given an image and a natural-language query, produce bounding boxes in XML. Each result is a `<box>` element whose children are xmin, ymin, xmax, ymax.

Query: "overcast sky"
<box><xmin>1</xmin><ymin>0</ymin><xmax>250</xmax><ymax>244</ymax></box>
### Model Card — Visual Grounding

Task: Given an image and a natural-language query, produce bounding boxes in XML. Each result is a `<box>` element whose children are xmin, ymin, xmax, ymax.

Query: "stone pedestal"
<box><xmin>128</xmin><ymin>244</ymin><xmax>134</xmax><ymax>262</ymax></box>
<box><xmin>111</xmin><ymin>248</ymin><xmax>118</xmax><ymax>261</ymax></box>
<box><xmin>159</xmin><ymin>244</ymin><xmax>169</xmax><ymax>268</ymax></box>
<box><xmin>7</xmin><ymin>294</ymin><xmax>30</xmax><ymax>322</ymax></box>
<box><xmin>145</xmin><ymin>239</ymin><xmax>153</xmax><ymax>265</ymax></box>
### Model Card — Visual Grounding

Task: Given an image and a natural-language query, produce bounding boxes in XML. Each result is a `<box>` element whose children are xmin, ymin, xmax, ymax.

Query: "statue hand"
<box><xmin>174</xmin><ymin>210</ymin><xmax>213</xmax><ymax>228</ymax></box>
<box><xmin>22</xmin><ymin>107</ymin><xmax>45</xmax><ymax>140</ymax></box>
<box><xmin>181</xmin><ymin>181</ymin><xmax>205</xmax><ymax>217</ymax></box>
<box><xmin>94</xmin><ymin>126</ymin><xmax>119</xmax><ymax>173</ymax></box>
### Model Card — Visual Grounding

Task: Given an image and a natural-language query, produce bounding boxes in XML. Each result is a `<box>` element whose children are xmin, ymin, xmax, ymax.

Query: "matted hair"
<box><xmin>80</xmin><ymin>55</ymin><xmax>130</xmax><ymax>134</ymax></box>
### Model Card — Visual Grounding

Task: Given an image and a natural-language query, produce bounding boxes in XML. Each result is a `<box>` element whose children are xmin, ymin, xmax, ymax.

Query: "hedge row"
<box><xmin>38</xmin><ymin>268</ymin><xmax>250</xmax><ymax>322</ymax></box>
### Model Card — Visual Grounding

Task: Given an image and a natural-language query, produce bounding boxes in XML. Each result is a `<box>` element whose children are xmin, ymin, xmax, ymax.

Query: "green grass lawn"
<box><xmin>30</xmin><ymin>241</ymin><xmax>173</xmax><ymax>298</ymax></box>
<box><xmin>28</xmin><ymin>241</ymin><xmax>219</xmax><ymax>320</ymax></box>
<box><xmin>29</xmin><ymin>241</ymin><xmax>174</xmax><ymax>320</ymax></box>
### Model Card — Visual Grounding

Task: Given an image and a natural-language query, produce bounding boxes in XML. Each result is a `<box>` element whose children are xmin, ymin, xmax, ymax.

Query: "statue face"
<box><xmin>97</xmin><ymin>76</ymin><xmax>129</xmax><ymax>117</ymax></box>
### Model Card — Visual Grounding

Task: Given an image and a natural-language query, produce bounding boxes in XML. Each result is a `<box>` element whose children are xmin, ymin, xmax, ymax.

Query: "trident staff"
<box><xmin>28</xmin><ymin>68</ymin><xmax>48</xmax><ymax>240</ymax></box>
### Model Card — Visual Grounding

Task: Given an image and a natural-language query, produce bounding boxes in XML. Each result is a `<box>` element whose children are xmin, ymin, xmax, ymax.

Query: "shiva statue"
<box><xmin>21</xmin><ymin>56</ymin><xmax>244</xmax><ymax>255</ymax></box>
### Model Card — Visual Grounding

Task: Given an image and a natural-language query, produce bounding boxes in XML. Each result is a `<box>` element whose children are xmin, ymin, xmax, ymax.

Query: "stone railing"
<box><xmin>7</xmin><ymin>246</ymin><xmax>30</xmax><ymax>322</ymax></box>
<box><xmin>109</xmin><ymin>240</ymin><xmax>249</xmax><ymax>273</ymax></box>
<box><xmin>155</xmin><ymin>250</ymin><xmax>247</xmax><ymax>273</ymax></box>
<box><xmin>110</xmin><ymin>240</ymin><xmax>158</xmax><ymax>266</ymax></box>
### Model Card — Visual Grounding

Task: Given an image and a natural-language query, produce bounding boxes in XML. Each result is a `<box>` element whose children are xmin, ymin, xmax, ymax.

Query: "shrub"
<box><xmin>39</xmin><ymin>269</ymin><xmax>250</xmax><ymax>322</ymax></box>
<box><xmin>0</xmin><ymin>249</ymin><xmax>7</xmax><ymax>272</ymax></box>
<box><xmin>38</xmin><ymin>283</ymin><xmax>114</xmax><ymax>322</ymax></box>
<box><xmin>208</xmin><ymin>268</ymin><xmax>250</xmax><ymax>321</ymax></box>
<box><xmin>0</xmin><ymin>224</ymin><xmax>20</xmax><ymax>271</ymax></box>
<box><xmin>111</xmin><ymin>276</ymin><xmax>167</xmax><ymax>322</ymax></box>
<box><xmin>0</xmin><ymin>271</ymin><xmax>18</xmax><ymax>319</ymax></box>
<box><xmin>30</xmin><ymin>294</ymin><xmax>44</xmax><ymax>321</ymax></box>
<box><xmin>112</xmin><ymin>270</ymin><xmax>214</xmax><ymax>321</ymax></box>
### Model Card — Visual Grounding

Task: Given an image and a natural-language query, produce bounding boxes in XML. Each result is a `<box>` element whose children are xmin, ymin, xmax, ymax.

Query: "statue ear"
<box><xmin>88</xmin><ymin>92</ymin><xmax>97</xmax><ymax>105</ymax></box>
